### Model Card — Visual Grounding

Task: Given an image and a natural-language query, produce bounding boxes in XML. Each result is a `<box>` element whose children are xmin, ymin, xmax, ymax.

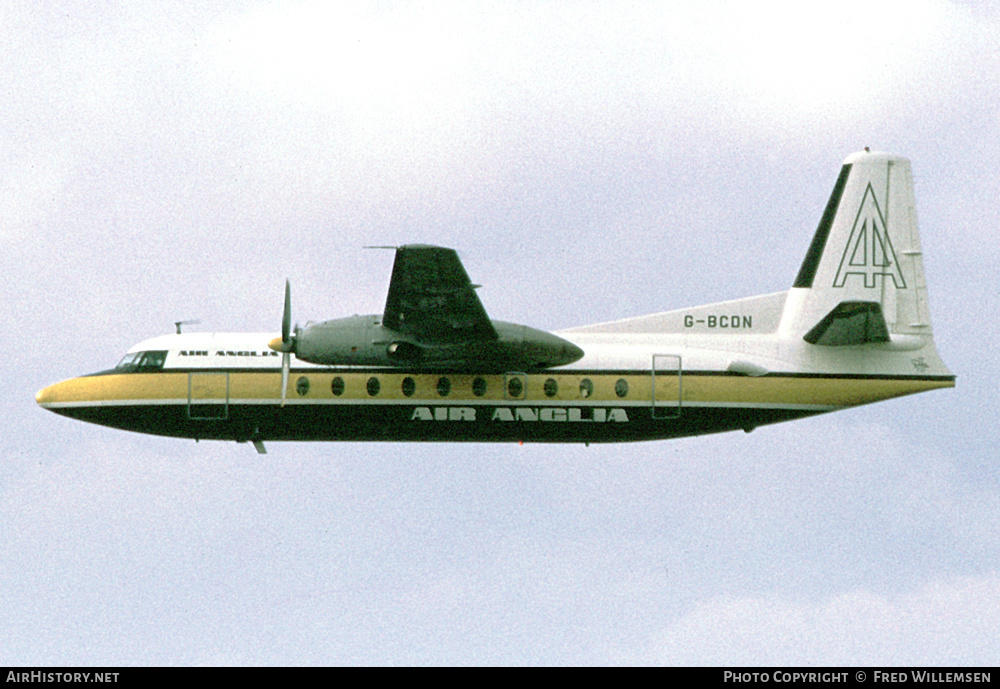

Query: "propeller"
<box><xmin>268</xmin><ymin>280</ymin><xmax>297</xmax><ymax>406</ymax></box>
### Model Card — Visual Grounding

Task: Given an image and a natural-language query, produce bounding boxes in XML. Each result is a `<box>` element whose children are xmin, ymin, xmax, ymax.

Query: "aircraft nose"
<box><xmin>36</xmin><ymin>381</ymin><xmax>65</xmax><ymax>408</ymax></box>
<box><xmin>36</xmin><ymin>378</ymin><xmax>81</xmax><ymax>409</ymax></box>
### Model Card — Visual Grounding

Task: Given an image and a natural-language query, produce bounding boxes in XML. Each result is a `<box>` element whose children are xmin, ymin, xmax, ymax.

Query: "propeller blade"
<box><xmin>272</xmin><ymin>280</ymin><xmax>292</xmax><ymax>406</ymax></box>
<box><xmin>282</xmin><ymin>279</ymin><xmax>292</xmax><ymax>347</ymax></box>
<box><xmin>280</xmin><ymin>351</ymin><xmax>290</xmax><ymax>407</ymax></box>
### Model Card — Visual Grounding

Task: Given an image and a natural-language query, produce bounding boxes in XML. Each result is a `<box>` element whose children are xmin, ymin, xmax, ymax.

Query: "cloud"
<box><xmin>647</xmin><ymin>572</ymin><xmax>1000</xmax><ymax>665</ymax></box>
<box><xmin>0</xmin><ymin>143</ymin><xmax>73</xmax><ymax>240</ymax></box>
<box><xmin>194</xmin><ymin>1</ymin><xmax>1000</xmax><ymax>157</ymax></box>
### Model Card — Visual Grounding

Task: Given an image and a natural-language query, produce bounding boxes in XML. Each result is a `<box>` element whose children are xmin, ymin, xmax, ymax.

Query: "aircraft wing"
<box><xmin>382</xmin><ymin>245</ymin><xmax>499</xmax><ymax>343</ymax></box>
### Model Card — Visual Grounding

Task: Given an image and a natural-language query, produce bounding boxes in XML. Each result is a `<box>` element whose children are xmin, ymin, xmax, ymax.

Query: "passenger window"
<box><xmin>472</xmin><ymin>377</ymin><xmax>487</xmax><ymax>397</ymax></box>
<box><xmin>580</xmin><ymin>378</ymin><xmax>593</xmax><ymax>398</ymax></box>
<box><xmin>437</xmin><ymin>377</ymin><xmax>451</xmax><ymax>397</ymax></box>
<box><xmin>507</xmin><ymin>377</ymin><xmax>523</xmax><ymax>398</ymax></box>
<box><xmin>615</xmin><ymin>379</ymin><xmax>629</xmax><ymax>398</ymax></box>
<box><xmin>402</xmin><ymin>377</ymin><xmax>416</xmax><ymax>397</ymax></box>
<box><xmin>367</xmin><ymin>377</ymin><xmax>380</xmax><ymax>397</ymax></box>
<box><xmin>544</xmin><ymin>378</ymin><xmax>558</xmax><ymax>398</ymax></box>
<box><xmin>296</xmin><ymin>376</ymin><xmax>310</xmax><ymax>396</ymax></box>
<box><xmin>331</xmin><ymin>377</ymin><xmax>345</xmax><ymax>396</ymax></box>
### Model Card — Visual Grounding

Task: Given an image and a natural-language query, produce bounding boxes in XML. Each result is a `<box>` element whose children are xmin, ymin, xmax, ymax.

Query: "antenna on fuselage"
<box><xmin>175</xmin><ymin>319</ymin><xmax>201</xmax><ymax>334</ymax></box>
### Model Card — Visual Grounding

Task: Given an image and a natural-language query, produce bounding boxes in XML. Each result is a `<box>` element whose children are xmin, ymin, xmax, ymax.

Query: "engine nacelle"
<box><xmin>491</xmin><ymin>321</ymin><xmax>586</xmax><ymax>370</ymax></box>
<box><xmin>293</xmin><ymin>315</ymin><xmax>583</xmax><ymax>370</ymax></box>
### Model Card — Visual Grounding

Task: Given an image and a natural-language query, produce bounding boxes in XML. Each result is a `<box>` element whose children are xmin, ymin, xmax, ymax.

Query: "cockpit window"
<box><xmin>115</xmin><ymin>353</ymin><xmax>142</xmax><ymax>370</ymax></box>
<box><xmin>115</xmin><ymin>350</ymin><xmax>168</xmax><ymax>372</ymax></box>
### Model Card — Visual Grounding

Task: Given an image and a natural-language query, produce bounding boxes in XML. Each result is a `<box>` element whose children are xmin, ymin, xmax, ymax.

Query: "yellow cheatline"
<box><xmin>36</xmin><ymin>370</ymin><xmax>953</xmax><ymax>409</ymax></box>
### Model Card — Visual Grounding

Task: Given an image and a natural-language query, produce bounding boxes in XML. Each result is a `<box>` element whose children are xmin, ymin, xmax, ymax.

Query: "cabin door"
<box><xmin>188</xmin><ymin>372</ymin><xmax>229</xmax><ymax>420</ymax></box>
<box><xmin>651</xmin><ymin>355</ymin><xmax>681</xmax><ymax>419</ymax></box>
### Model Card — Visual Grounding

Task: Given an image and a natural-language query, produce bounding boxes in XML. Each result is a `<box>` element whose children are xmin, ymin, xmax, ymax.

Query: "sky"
<box><xmin>2</xmin><ymin>0</ymin><xmax>999</xmax><ymax>665</ymax></box>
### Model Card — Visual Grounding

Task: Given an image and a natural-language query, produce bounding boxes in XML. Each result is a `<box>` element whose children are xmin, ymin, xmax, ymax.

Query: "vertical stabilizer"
<box><xmin>781</xmin><ymin>151</ymin><xmax>933</xmax><ymax>344</ymax></box>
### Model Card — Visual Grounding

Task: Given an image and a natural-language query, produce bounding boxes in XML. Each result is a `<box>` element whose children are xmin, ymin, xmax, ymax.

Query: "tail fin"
<box><xmin>780</xmin><ymin>151</ymin><xmax>933</xmax><ymax>347</ymax></box>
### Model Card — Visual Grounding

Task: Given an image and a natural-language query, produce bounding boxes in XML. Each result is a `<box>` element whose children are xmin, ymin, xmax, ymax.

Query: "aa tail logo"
<box><xmin>834</xmin><ymin>183</ymin><xmax>906</xmax><ymax>289</ymax></box>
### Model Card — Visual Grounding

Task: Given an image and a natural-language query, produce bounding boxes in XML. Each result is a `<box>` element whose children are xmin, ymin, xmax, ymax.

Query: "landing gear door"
<box><xmin>652</xmin><ymin>355</ymin><xmax>681</xmax><ymax>419</ymax></box>
<box><xmin>188</xmin><ymin>372</ymin><xmax>229</xmax><ymax>420</ymax></box>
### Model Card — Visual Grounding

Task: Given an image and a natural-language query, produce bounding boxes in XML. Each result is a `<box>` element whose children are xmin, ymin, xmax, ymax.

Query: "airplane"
<box><xmin>36</xmin><ymin>150</ymin><xmax>954</xmax><ymax>453</ymax></box>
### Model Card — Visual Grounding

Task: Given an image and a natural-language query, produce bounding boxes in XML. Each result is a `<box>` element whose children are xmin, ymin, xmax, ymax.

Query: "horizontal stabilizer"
<box><xmin>803</xmin><ymin>301</ymin><xmax>890</xmax><ymax>346</ymax></box>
